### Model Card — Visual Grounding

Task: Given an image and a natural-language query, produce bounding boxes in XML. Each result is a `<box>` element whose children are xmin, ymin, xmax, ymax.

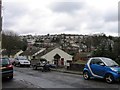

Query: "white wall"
<box><xmin>41</xmin><ymin>48</ymin><xmax>73</xmax><ymax>66</ymax></box>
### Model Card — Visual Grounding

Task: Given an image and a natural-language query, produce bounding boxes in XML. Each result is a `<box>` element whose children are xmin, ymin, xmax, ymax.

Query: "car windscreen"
<box><xmin>102</xmin><ymin>58</ymin><xmax>118</xmax><ymax>67</ymax></box>
<box><xmin>0</xmin><ymin>58</ymin><xmax>10</xmax><ymax>65</ymax></box>
<box><xmin>17</xmin><ymin>57</ymin><xmax>27</xmax><ymax>60</ymax></box>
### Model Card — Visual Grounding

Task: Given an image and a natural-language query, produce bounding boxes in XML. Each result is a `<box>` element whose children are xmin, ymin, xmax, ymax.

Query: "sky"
<box><xmin>2</xmin><ymin>0</ymin><xmax>119</xmax><ymax>36</ymax></box>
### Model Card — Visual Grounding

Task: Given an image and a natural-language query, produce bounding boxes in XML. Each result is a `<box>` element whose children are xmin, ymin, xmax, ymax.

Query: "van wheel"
<box><xmin>33</xmin><ymin>66</ymin><xmax>37</xmax><ymax>70</ymax></box>
<box><xmin>18</xmin><ymin>63</ymin><xmax>21</xmax><ymax>67</ymax></box>
<box><xmin>83</xmin><ymin>71</ymin><xmax>90</xmax><ymax>80</ymax></box>
<box><xmin>105</xmin><ymin>74</ymin><xmax>114</xmax><ymax>84</ymax></box>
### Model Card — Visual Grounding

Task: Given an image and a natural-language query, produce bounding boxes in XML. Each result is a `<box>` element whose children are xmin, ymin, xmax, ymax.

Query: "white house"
<box><xmin>14</xmin><ymin>50</ymin><xmax>23</xmax><ymax>58</ymax></box>
<box><xmin>41</xmin><ymin>48</ymin><xmax>73</xmax><ymax>66</ymax></box>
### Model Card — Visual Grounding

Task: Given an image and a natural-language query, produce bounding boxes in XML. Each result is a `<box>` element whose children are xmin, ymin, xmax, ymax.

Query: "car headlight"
<box><xmin>111</xmin><ymin>68</ymin><xmax>118</xmax><ymax>73</ymax></box>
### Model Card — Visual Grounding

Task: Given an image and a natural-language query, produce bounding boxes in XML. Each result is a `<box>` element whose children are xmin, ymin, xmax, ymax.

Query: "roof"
<box><xmin>20</xmin><ymin>48</ymin><xmax>40</xmax><ymax>56</ymax></box>
<box><xmin>34</xmin><ymin>47</ymin><xmax>57</xmax><ymax>57</ymax></box>
<box><xmin>32</xmin><ymin>48</ymin><xmax>46</xmax><ymax>56</ymax></box>
<box><xmin>89</xmin><ymin>57</ymin><xmax>112</xmax><ymax>60</ymax></box>
<box><xmin>41</xmin><ymin>48</ymin><xmax>73</xmax><ymax>61</ymax></box>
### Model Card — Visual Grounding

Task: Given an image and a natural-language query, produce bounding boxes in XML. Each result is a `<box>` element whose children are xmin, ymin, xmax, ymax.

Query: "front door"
<box><xmin>54</xmin><ymin>54</ymin><xmax>61</xmax><ymax>66</ymax></box>
<box><xmin>61</xmin><ymin>58</ymin><xmax>64</xmax><ymax>66</ymax></box>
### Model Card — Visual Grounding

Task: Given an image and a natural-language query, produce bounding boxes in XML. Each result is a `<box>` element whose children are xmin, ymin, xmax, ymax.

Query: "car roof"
<box><xmin>90</xmin><ymin>57</ymin><xmax>110</xmax><ymax>60</ymax></box>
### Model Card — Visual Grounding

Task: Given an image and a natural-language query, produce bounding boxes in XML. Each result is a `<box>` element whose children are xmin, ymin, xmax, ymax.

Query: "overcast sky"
<box><xmin>3</xmin><ymin>0</ymin><xmax>119</xmax><ymax>36</ymax></box>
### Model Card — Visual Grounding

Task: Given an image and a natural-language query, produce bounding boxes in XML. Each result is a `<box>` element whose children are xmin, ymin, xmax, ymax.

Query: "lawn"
<box><xmin>74</xmin><ymin>60</ymin><xmax>87</xmax><ymax>64</ymax></box>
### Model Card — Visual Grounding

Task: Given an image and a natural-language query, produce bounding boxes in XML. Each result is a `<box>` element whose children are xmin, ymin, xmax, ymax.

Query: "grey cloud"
<box><xmin>55</xmin><ymin>23</ymin><xmax>76</xmax><ymax>31</ymax></box>
<box><xmin>3</xmin><ymin>1</ymin><xmax>118</xmax><ymax>36</ymax></box>
<box><xmin>64</xmin><ymin>26</ymin><xmax>76</xmax><ymax>31</ymax></box>
<box><xmin>87</xmin><ymin>21</ymin><xmax>104</xmax><ymax>30</ymax></box>
<box><xmin>3</xmin><ymin>2</ymin><xmax>30</xmax><ymax>30</ymax></box>
<box><xmin>4</xmin><ymin>2</ymin><xmax>29</xmax><ymax>18</ymax></box>
<box><xmin>86</xmin><ymin>21</ymin><xmax>118</xmax><ymax>34</ymax></box>
<box><xmin>50</xmin><ymin>2</ymin><xmax>84</xmax><ymax>13</ymax></box>
<box><xmin>3</xmin><ymin>20</ymin><xmax>15</xmax><ymax>28</ymax></box>
<box><xmin>104</xmin><ymin>10</ymin><xmax>118</xmax><ymax>22</ymax></box>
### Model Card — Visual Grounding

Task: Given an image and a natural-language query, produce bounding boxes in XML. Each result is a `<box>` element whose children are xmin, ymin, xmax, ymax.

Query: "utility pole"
<box><xmin>0</xmin><ymin>0</ymin><xmax>2</xmax><ymax>32</ymax></box>
<box><xmin>0</xmin><ymin>1</ymin><xmax>2</xmax><ymax>89</ymax></box>
<box><xmin>0</xmin><ymin>0</ymin><xmax>2</xmax><ymax>50</ymax></box>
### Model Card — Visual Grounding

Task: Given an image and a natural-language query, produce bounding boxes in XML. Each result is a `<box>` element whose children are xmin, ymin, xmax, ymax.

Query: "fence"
<box><xmin>68</xmin><ymin>63</ymin><xmax>85</xmax><ymax>72</ymax></box>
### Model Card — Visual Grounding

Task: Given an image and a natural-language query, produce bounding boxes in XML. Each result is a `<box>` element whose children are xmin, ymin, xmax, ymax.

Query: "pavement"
<box><xmin>51</xmin><ymin>68</ymin><xmax>83</xmax><ymax>75</ymax></box>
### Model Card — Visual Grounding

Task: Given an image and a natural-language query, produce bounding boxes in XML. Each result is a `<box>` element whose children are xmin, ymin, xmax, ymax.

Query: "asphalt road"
<box><xmin>2</xmin><ymin>66</ymin><xmax>120</xmax><ymax>89</ymax></box>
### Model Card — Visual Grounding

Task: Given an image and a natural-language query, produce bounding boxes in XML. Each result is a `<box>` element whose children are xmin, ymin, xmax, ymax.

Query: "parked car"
<box><xmin>0</xmin><ymin>58</ymin><xmax>13</xmax><ymax>79</ymax></box>
<box><xmin>31</xmin><ymin>58</ymin><xmax>51</xmax><ymax>72</ymax></box>
<box><xmin>49</xmin><ymin>64</ymin><xmax>57</xmax><ymax>68</ymax></box>
<box><xmin>14</xmin><ymin>56</ymin><xmax>30</xmax><ymax>67</ymax></box>
<box><xmin>83</xmin><ymin>57</ymin><xmax>120</xmax><ymax>83</ymax></box>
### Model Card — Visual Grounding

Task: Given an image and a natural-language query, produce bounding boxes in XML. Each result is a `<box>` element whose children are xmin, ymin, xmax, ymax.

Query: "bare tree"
<box><xmin>2</xmin><ymin>30</ymin><xmax>27</xmax><ymax>57</ymax></box>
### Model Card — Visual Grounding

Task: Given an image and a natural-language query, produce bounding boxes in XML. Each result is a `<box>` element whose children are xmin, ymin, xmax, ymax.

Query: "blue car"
<box><xmin>83</xmin><ymin>57</ymin><xmax>120</xmax><ymax>83</ymax></box>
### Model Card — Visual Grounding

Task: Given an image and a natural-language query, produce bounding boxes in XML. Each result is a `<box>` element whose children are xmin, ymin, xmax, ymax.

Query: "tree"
<box><xmin>91</xmin><ymin>35</ymin><xmax>120</xmax><ymax>65</ymax></box>
<box><xmin>113</xmin><ymin>37</ymin><xmax>120</xmax><ymax>65</ymax></box>
<box><xmin>2</xmin><ymin>30</ymin><xmax>27</xmax><ymax>57</ymax></box>
<box><xmin>21</xmin><ymin>38</ymin><xmax>28</xmax><ymax>51</ymax></box>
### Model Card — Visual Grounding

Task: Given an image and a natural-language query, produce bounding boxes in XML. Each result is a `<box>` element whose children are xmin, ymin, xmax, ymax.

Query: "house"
<box><xmin>19</xmin><ymin>47</ymin><xmax>41</xmax><ymax>60</ymax></box>
<box><xmin>14</xmin><ymin>50</ymin><xmax>23</xmax><ymax>57</ymax></box>
<box><xmin>74</xmin><ymin>52</ymin><xmax>91</xmax><ymax>61</ymax></box>
<box><xmin>32</xmin><ymin>48</ymin><xmax>46</xmax><ymax>59</ymax></box>
<box><xmin>41</xmin><ymin>48</ymin><xmax>73</xmax><ymax>66</ymax></box>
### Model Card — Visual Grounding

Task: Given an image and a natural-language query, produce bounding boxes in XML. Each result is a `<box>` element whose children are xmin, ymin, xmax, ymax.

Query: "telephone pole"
<box><xmin>0</xmin><ymin>0</ymin><xmax>2</xmax><ymax>50</ymax></box>
<box><xmin>0</xmin><ymin>0</ymin><xmax>2</xmax><ymax>32</ymax></box>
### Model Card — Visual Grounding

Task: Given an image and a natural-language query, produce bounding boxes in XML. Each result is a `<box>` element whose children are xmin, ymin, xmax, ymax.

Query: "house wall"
<box><xmin>41</xmin><ymin>48</ymin><xmax>73</xmax><ymax>66</ymax></box>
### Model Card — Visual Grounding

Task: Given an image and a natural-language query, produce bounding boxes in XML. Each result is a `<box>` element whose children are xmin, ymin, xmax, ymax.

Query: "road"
<box><xmin>2</xmin><ymin>66</ymin><xmax>120</xmax><ymax>89</ymax></box>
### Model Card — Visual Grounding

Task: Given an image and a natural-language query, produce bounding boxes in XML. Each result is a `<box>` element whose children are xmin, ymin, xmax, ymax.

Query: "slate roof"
<box><xmin>20</xmin><ymin>47</ymin><xmax>40</xmax><ymax>56</ymax></box>
<box><xmin>34</xmin><ymin>47</ymin><xmax>56</xmax><ymax>57</ymax></box>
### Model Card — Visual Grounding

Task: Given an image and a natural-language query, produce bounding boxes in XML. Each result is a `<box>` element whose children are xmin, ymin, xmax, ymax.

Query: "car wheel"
<box><xmin>83</xmin><ymin>71</ymin><xmax>90</xmax><ymax>80</ymax></box>
<box><xmin>12</xmin><ymin>62</ymin><xmax>14</xmax><ymax>65</ymax></box>
<box><xmin>28</xmin><ymin>65</ymin><xmax>30</xmax><ymax>67</ymax></box>
<box><xmin>9</xmin><ymin>75</ymin><xmax>13</xmax><ymax>80</ymax></box>
<box><xmin>13</xmin><ymin>63</ymin><xmax>16</xmax><ymax>66</ymax></box>
<box><xmin>105</xmin><ymin>74</ymin><xmax>114</xmax><ymax>84</ymax></box>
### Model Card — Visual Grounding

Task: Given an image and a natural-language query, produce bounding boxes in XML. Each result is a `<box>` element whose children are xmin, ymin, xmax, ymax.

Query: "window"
<box><xmin>102</xmin><ymin>58</ymin><xmax>118</xmax><ymax>66</ymax></box>
<box><xmin>90</xmin><ymin>59</ymin><xmax>104</xmax><ymax>65</ymax></box>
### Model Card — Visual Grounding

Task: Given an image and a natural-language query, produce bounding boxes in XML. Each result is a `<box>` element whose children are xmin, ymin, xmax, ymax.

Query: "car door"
<box><xmin>90</xmin><ymin>59</ymin><xmax>106</xmax><ymax>77</ymax></box>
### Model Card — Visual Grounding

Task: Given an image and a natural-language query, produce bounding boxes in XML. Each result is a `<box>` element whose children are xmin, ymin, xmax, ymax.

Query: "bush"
<box><xmin>115</xmin><ymin>58</ymin><xmax>120</xmax><ymax>65</ymax></box>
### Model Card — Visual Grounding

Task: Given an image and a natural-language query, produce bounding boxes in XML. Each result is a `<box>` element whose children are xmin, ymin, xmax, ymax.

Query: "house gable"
<box><xmin>41</xmin><ymin>48</ymin><xmax>73</xmax><ymax>62</ymax></box>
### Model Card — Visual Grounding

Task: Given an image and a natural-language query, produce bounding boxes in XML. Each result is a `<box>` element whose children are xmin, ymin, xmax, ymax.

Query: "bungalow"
<box><xmin>19</xmin><ymin>47</ymin><xmax>41</xmax><ymax>60</ymax></box>
<box><xmin>41</xmin><ymin>48</ymin><xmax>73</xmax><ymax>66</ymax></box>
